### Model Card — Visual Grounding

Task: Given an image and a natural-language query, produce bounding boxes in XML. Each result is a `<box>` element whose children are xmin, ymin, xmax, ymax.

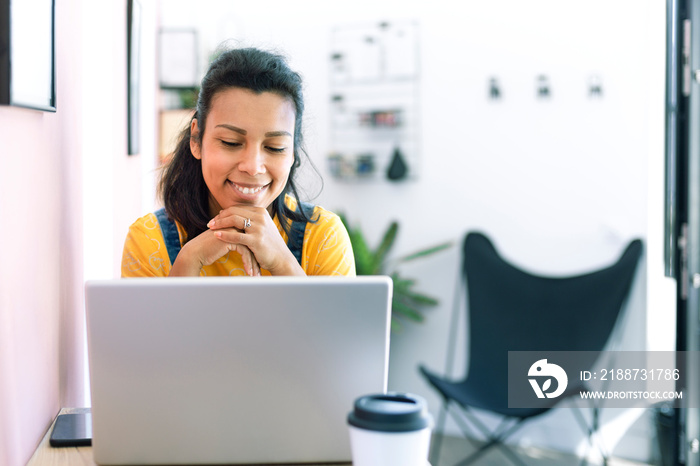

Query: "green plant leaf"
<box><xmin>391</xmin><ymin>272</ymin><xmax>438</xmax><ymax>306</ymax></box>
<box><xmin>395</xmin><ymin>241</ymin><xmax>454</xmax><ymax>263</ymax></box>
<box><xmin>392</xmin><ymin>299</ymin><xmax>425</xmax><ymax>323</ymax></box>
<box><xmin>390</xmin><ymin>273</ymin><xmax>416</xmax><ymax>292</ymax></box>
<box><xmin>350</xmin><ymin>232</ymin><xmax>374</xmax><ymax>275</ymax></box>
<box><xmin>397</xmin><ymin>290</ymin><xmax>439</xmax><ymax>307</ymax></box>
<box><xmin>341</xmin><ymin>214</ymin><xmax>445</xmax><ymax>331</ymax></box>
<box><xmin>372</xmin><ymin>222</ymin><xmax>398</xmax><ymax>273</ymax></box>
<box><xmin>340</xmin><ymin>215</ymin><xmax>375</xmax><ymax>275</ymax></box>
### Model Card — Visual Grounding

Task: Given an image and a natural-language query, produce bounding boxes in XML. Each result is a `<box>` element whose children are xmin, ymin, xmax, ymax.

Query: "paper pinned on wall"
<box><xmin>331</xmin><ymin>22</ymin><xmax>418</xmax><ymax>83</ymax></box>
<box><xmin>383</xmin><ymin>24</ymin><xmax>418</xmax><ymax>79</ymax></box>
<box><xmin>351</xmin><ymin>35</ymin><xmax>382</xmax><ymax>81</ymax></box>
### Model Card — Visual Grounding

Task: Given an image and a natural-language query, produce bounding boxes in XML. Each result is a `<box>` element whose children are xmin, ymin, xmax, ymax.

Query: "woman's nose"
<box><xmin>238</xmin><ymin>145</ymin><xmax>265</xmax><ymax>175</ymax></box>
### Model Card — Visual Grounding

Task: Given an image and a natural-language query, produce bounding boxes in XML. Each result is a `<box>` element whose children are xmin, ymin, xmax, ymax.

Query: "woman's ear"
<box><xmin>190</xmin><ymin>119</ymin><xmax>202</xmax><ymax>160</ymax></box>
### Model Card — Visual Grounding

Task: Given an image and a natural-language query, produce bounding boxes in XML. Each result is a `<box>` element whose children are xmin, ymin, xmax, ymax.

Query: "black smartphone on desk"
<box><xmin>49</xmin><ymin>412</ymin><xmax>92</xmax><ymax>447</ymax></box>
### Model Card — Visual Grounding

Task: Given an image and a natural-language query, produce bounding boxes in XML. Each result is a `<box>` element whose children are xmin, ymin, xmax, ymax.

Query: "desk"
<box><xmin>28</xmin><ymin>408</ymin><xmax>352</xmax><ymax>466</ymax></box>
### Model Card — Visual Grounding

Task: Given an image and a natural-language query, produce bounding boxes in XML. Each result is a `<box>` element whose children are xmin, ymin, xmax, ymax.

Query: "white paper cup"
<box><xmin>347</xmin><ymin>392</ymin><xmax>432</xmax><ymax>466</ymax></box>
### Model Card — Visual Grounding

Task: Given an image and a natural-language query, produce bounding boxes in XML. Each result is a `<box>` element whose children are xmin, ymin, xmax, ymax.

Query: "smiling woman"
<box><xmin>121</xmin><ymin>47</ymin><xmax>356</xmax><ymax>278</ymax></box>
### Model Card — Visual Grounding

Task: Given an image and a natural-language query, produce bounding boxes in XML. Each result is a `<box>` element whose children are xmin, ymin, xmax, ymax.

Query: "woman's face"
<box><xmin>190</xmin><ymin>87</ymin><xmax>296</xmax><ymax>216</ymax></box>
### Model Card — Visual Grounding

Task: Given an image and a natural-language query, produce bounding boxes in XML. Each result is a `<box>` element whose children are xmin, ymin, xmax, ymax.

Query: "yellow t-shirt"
<box><xmin>121</xmin><ymin>201</ymin><xmax>356</xmax><ymax>277</ymax></box>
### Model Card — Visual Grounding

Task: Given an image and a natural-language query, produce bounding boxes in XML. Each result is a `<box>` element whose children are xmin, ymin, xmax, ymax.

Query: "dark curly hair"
<box><xmin>158</xmin><ymin>47</ymin><xmax>315</xmax><ymax>243</ymax></box>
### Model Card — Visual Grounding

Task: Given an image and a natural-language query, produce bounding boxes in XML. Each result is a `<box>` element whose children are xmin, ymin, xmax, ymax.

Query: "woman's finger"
<box><xmin>240</xmin><ymin>245</ymin><xmax>261</xmax><ymax>276</ymax></box>
<box><xmin>220</xmin><ymin>235</ymin><xmax>259</xmax><ymax>276</ymax></box>
<box><xmin>214</xmin><ymin>229</ymin><xmax>247</xmax><ymax>246</ymax></box>
<box><xmin>208</xmin><ymin>213</ymin><xmax>252</xmax><ymax>232</ymax></box>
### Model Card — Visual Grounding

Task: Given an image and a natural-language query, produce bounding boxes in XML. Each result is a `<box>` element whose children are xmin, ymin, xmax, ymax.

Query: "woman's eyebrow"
<box><xmin>216</xmin><ymin>124</ymin><xmax>246</xmax><ymax>135</ymax></box>
<box><xmin>265</xmin><ymin>130</ymin><xmax>292</xmax><ymax>138</ymax></box>
<box><xmin>214</xmin><ymin>125</ymin><xmax>290</xmax><ymax>139</ymax></box>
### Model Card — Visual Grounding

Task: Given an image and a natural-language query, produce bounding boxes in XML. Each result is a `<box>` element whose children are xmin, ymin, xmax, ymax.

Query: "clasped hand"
<box><xmin>171</xmin><ymin>206</ymin><xmax>303</xmax><ymax>277</ymax></box>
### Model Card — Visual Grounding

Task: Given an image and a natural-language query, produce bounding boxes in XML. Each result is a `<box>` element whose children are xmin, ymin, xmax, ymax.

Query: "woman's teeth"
<box><xmin>234</xmin><ymin>184</ymin><xmax>264</xmax><ymax>195</ymax></box>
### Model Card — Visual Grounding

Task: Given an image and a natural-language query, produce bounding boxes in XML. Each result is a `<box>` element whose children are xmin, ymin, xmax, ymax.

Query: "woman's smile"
<box><xmin>227</xmin><ymin>180</ymin><xmax>269</xmax><ymax>199</ymax></box>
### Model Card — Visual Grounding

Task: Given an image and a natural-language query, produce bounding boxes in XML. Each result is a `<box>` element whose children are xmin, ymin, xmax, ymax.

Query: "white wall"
<box><xmin>82</xmin><ymin>0</ymin><xmax>159</xmax><ymax>283</ymax></box>
<box><xmin>159</xmin><ymin>0</ymin><xmax>671</xmax><ymax>461</ymax></box>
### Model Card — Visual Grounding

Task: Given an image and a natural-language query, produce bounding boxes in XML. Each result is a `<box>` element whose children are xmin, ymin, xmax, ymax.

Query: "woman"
<box><xmin>122</xmin><ymin>47</ymin><xmax>355</xmax><ymax>277</ymax></box>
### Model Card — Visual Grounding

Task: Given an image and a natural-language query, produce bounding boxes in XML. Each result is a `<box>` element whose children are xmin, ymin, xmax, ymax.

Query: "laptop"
<box><xmin>85</xmin><ymin>276</ymin><xmax>392</xmax><ymax>465</ymax></box>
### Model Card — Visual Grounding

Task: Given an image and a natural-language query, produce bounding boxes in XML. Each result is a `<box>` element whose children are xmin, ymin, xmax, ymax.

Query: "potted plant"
<box><xmin>340</xmin><ymin>215</ymin><xmax>453</xmax><ymax>331</ymax></box>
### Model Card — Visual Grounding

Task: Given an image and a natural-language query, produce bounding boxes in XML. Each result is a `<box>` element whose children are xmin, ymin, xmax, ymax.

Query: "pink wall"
<box><xmin>0</xmin><ymin>0</ymin><xmax>85</xmax><ymax>464</ymax></box>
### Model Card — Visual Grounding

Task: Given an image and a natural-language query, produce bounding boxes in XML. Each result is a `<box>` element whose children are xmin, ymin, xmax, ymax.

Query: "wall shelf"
<box><xmin>328</xmin><ymin>21</ymin><xmax>420</xmax><ymax>182</ymax></box>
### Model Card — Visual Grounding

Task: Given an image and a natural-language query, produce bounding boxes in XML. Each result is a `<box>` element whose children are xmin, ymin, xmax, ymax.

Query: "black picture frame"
<box><xmin>127</xmin><ymin>0</ymin><xmax>141</xmax><ymax>155</ymax></box>
<box><xmin>0</xmin><ymin>0</ymin><xmax>56</xmax><ymax>112</ymax></box>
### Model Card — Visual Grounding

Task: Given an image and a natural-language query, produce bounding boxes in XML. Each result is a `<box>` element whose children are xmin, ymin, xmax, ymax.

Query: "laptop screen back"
<box><xmin>86</xmin><ymin>276</ymin><xmax>392</xmax><ymax>465</ymax></box>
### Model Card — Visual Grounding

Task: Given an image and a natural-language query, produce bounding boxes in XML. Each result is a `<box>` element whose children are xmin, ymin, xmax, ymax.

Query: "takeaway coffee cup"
<box><xmin>347</xmin><ymin>392</ymin><xmax>433</xmax><ymax>466</ymax></box>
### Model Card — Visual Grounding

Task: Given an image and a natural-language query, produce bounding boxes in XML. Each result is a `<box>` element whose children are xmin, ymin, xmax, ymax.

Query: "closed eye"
<box><xmin>219</xmin><ymin>139</ymin><xmax>286</xmax><ymax>153</ymax></box>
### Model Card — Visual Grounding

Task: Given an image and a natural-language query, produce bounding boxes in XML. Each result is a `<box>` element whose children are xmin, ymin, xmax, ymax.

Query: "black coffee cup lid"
<box><xmin>347</xmin><ymin>392</ymin><xmax>432</xmax><ymax>432</ymax></box>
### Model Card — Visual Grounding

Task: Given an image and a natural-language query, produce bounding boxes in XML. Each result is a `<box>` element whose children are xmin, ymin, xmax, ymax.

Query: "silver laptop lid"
<box><xmin>86</xmin><ymin>276</ymin><xmax>392</xmax><ymax>465</ymax></box>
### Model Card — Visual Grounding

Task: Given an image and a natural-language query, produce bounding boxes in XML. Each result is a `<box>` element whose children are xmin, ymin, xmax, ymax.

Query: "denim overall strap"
<box><xmin>155</xmin><ymin>207</ymin><xmax>182</xmax><ymax>266</ymax></box>
<box><xmin>287</xmin><ymin>202</ymin><xmax>314</xmax><ymax>266</ymax></box>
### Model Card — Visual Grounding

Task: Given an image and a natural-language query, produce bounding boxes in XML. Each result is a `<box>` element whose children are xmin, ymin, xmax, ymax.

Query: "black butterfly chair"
<box><xmin>419</xmin><ymin>232</ymin><xmax>643</xmax><ymax>466</ymax></box>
